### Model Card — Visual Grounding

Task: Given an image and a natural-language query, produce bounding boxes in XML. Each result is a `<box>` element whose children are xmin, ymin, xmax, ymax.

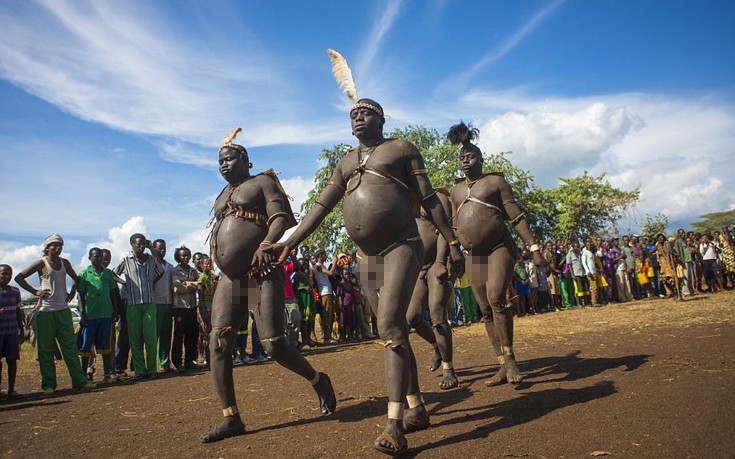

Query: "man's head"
<box><xmin>153</xmin><ymin>239</ymin><xmax>167</xmax><ymax>259</ymax></box>
<box><xmin>130</xmin><ymin>233</ymin><xmax>147</xmax><ymax>256</ymax></box>
<box><xmin>0</xmin><ymin>264</ymin><xmax>12</xmax><ymax>288</ymax></box>
<box><xmin>89</xmin><ymin>247</ymin><xmax>104</xmax><ymax>270</ymax></box>
<box><xmin>102</xmin><ymin>248</ymin><xmax>112</xmax><ymax>268</ymax></box>
<box><xmin>43</xmin><ymin>234</ymin><xmax>64</xmax><ymax>257</ymax></box>
<box><xmin>572</xmin><ymin>241</ymin><xmax>580</xmax><ymax>252</ymax></box>
<box><xmin>193</xmin><ymin>252</ymin><xmax>203</xmax><ymax>270</ymax></box>
<box><xmin>585</xmin><ymin>239</ymin><xmax>594</xmax><ymax>251</ymax></box>
<box><xmin>350</xmin><ymin>99</ymin><xmax>385</xmax><ymax>142</ymax></box>
<box><xmin>218</xmin><ymin>145</ymin><xmax>250</xmax><ymax>185</ymax></box>
<box><xmin>314</xmin><ymin>248</ymin><xmax>326</xmax><ymax>262</ymax></box>
<box><xmin>174</xmin><ymin>246</ymin><xmax>192</xmax><ymax>265</ymax></box>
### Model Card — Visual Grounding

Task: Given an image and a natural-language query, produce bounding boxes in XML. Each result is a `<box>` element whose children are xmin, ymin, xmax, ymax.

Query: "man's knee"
<box><xmin>209</xmin><ymin>327</ymin><xmax>236</xmax><ymax>354</ymax></box>
<box><xmin>261</xmin><ymin>335</ymin><xmax>287</xmax><ymax>360</ymax></box>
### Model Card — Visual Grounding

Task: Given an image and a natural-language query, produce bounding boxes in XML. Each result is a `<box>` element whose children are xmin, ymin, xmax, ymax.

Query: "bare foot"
<box><xmin>429</xmin><ymin>351</ymin><xmax>442</xmax><ymax>372</ymax></box>
<box><xmin>504</xmin><ymin>355</ymin><xmax>524</xmax><ymax>384</ymax></box>
<box><xmin>403</xmin><ymin>404</ymin><xmax>430</xmax><ymax>432</ymax></box>
<box><xmin>439</xmin><ymin>368</ymin><xmax>459</xmax><ymax>390</ymax></box>
<box><xmin>374</xmin><ymin>419</ymin><xmax>408</xmax><ymax>456</ymax></box>
<box><xmin>485</xmin><ymin>364</ymin><xmax>507</xmax><ymax>386</ymax></box>
<box><xmin>200</xmin><ymin>416</ymin><xmax>246</xmax><ymax>443</ymax></box>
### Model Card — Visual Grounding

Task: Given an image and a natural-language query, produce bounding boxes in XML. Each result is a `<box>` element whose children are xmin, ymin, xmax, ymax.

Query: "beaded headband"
<box><xmin>350</xmin><ymin>101</ymin><xmax>384</xmax><ymax>118</ymax></box>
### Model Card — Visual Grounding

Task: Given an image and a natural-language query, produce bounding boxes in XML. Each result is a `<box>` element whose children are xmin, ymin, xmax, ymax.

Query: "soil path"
<box><xmin>2</xmin><ymin>291</ymin><xmax>734</xmax><ymax>458</ymax></box>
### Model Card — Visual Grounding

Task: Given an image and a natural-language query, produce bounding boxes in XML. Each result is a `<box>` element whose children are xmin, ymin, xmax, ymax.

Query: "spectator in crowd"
<box><xmin>566</xmin><ymin>241</ymin><xmax>587</xmax><ymax>306</ymax></box>
<box><xmin>293</xmin><ymin>257</ymin><xmax>317</xmax><ymax>348</ymax></box>
<box><xmin>15</xmin><ymin>235</ymin><xmax>94</xmax><ymax>393</ymax></box>
<box><xmin>542</xmin><ymin>242</ymin><xmax>562</xmax><ymax>310</ymax></box>
<box><xmin>114</xmin><ymin>233</ymin><xmax>163</xmax><ymax>380</ymax></box>
<box><xmin>172</xmin><ymin>246</ymin><xmax>200</xmax><ymax>372</ymax></box>
<box><xmin>0</xmin><ymin>264</ymin><xmax>24</xmax><ymax>398</ymax></box>
<box><xmin>76</xmin><ymin>248</ymin><xmax>119</xmax><ymax>382</ymax></box>
<box><xmin>673</xmin><ymin>229</ymin><xmax>695</xmax><ymax>296</ymax></box>
<box><xmin>718</xmin><ymin>227</ymin><xmax>735</xmax><ymax>288</ymax></box>
<box><xmin>699</xmin><ymin>234</ymin><xmax>722</xmax><ymax>293</ymax></box>
<box><xmin>152</xmin><ymin>239</ymin><xmax>175</xmax><ymax>373</ymax></box>
<box><xmin>558</xmin><ymin>243</ymin><xmax>575</xmax><ymax>309</ymax></box>
<box><xmin>313</xmin><ymin>249</ymin><xmax>338</xmax><ymax>344</ymax></box>
<box><xmin>455</xmin><ymin>270</ymin><xmax>477</xmax><ymax>323</ymax></box>
<box><xmin>582</xmin><ymin>239</ymin><xmax>600</xmax><ymax>306</ymax></box>
<box><xmin>101</xmin><ymin>249</ymin><xmax>125</xmax><ymax>377</ymax></box>
<box><xmin>336</xmin><ymin>266</ymin><xmax>359</xmax><ymax>341</ymax></box>
<box><xmin>513</xmin><ymin>255</ymin><xmax>530</xmax><ymax>316</ymax></box>
<box><xmin>282</xmin><ymin>249</ymin><xmax>302</xmax><ymax>348</ymax></box>
<box><xmin>526</xmin><ymin>254</ymin><xmax>539</xmax><ymax>314</ymax></box>
<box><xmin>611</xmin><ymin>239</ymin><xmax>633</xmax><ymax>302</ymax></box>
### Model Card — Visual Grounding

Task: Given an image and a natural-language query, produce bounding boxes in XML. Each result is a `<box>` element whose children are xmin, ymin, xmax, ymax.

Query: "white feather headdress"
<box><xmin>327</xmin><ymin>49</ymin><xmax>358</xmax><ymax>103</ymax></box>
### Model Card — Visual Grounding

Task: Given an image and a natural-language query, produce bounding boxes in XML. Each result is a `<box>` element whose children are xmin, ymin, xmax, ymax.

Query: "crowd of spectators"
<box><xmin>1</xmin><ymin>225</ymin><xmax>733</xmax><ymax>397</ymax></box>
<box><xmin>448</xmin><ymin>226</ymin><xmax>735</xmax><ymax>323</ymax></box>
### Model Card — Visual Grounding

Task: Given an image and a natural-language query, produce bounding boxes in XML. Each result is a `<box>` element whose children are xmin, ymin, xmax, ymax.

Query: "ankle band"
<box><xmin>497</xmin><ymin>355</ymin><xmax>506</xmax><ymax>365</ymax></box>
<box><xmin>309</xmin><ymin>372</ymin><xmax>321</xmax><ymax>385</ymax></box>
<box><xmin>387</xmin><ymin>401</ymin><xmax>404</xmax><ymax>420</ymax></box>
<box><xmin>406</xmin><ymin>393</ymin><xmax>423</xmax><ymax>409</ymax></box>
<box><xmin>501</xmin><ymin>345</ymin><xmax>514</xmax><ymax>356</ymax></box>
<box><xmin>223</xmin><ymin>406</ymin><xmax>239</xmax><ymax>417</ymax></box>
<box><xmin>442</xmin><ymin>361</ymin><xmax>454</xmax><ymax>370</ymax></box>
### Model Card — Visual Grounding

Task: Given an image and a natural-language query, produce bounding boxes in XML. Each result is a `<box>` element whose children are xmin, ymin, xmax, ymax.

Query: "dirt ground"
<box><xmin>2</xmin><ymin>291</ymin><xmax>734</xmax><ymax>458</ymax></box>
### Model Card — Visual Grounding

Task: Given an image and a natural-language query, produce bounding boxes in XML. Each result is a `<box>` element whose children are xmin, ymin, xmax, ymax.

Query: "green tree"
<box><xmin>690</xmin><ymin>209</ymin><xmax>735</xmax><ymax>234</ymax></box>
<box><xmin>641</xmin><ymin>212</ymin><xmax>670</xmax><ymax>238</ymax></box>
<box><xmin>549</xmin><ymin>171</ymin><xmax>640</xmax><ymax>241</ymax></box>
<box><xmin>299</xmin><ymin>143</ymin><xmax>356</xmax><ymax>254</ymax></box>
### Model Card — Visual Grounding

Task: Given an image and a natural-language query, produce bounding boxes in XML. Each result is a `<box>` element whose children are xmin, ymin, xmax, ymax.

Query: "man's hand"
<box><xmin>252</xmin><ymin>245</ymin><xmax>277</xmax><ymax>269</ymax></box>
<box><xmin>36</xmin><ymin>289</ymin><xmax>51</xmax><ymax>298</ymax></box>
<box><xmin>112</xmin><ymin>313</ymin><xmax>119</xmax><ymax>323</ymax></box>
<box><xmin>449</xmin><ymin>246</ymin><xmax>465</xmax><ymax>279</ymax></box>
<box><xmin>432</xmin><ymin>261</ymin><xmax>449</xmax><ymax>282</ymax></box>
<box><xmin>272</xmin><ymin>243</ymin><xmax>295</xmax><ymax>264</ymax></box>
<box><xmin>65</xmin><ymin>292</ymin><xmax>75</xmax><ymax>303</ymax></box>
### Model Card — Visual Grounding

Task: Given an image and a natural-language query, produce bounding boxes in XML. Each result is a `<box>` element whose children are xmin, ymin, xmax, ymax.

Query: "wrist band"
<box><xmin>448</xmin><ymin>239</ymin><xmax>460</xmax><ymax>247</ymax></box>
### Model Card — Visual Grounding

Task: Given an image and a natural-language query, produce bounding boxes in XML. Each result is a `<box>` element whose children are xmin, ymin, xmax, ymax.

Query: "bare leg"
<box><xmin>253</xmin><ymin>268</ymin><xmax>335</xmax><ymax>415</ymax></box>
<box><xmin>471</xmin><ymin>247</ymin><xmax>522</xmax><ymax>386</ymax></box>
<box><xmin>429</xmin><ymin>275</ymin><xmax>457</xmax><ymax>389</ymax></box>
<box><xmin>371</xmin><ymin>241</ymin><xmax>422</xmax><ymax>453</ymax></box>
<box><xmin>405</xmin><ymin>275</ymin><xmax>441</xmax><ymax>371</ymax></box>
<box><xmin>201</xmin><ymin>274</ymin><xmax>248</xmax><ymax>443</ymax></box>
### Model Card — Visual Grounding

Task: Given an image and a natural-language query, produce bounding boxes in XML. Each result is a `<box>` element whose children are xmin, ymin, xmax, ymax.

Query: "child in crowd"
<box><xmin>197</xmin><ymin>256</ymin><xmax>216</xmax><ymax>368</ymax></box>
<box><xmin>513</xmin><ymin>255</ymin><xmax>531</xmax><ymax>316</ymax></box>
<box><xmin>76</xmin><ymin>248</ymin><xmax>119</xmax><ymax>383</ymax></box>
<box><xmin>336</xmin><ymin>267</ymin><xmax>359</xmax><ymax>341</ymax></box>
<box><xmin>0</xmin><ymin>264</ymin><xmax>24</xmax><ymax>398</ymax></box>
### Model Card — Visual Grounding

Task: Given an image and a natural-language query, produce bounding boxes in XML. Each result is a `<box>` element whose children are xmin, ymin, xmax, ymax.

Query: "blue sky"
<box><xmin>1</xmin><ymin>0</ymin><xmax>734</xmax><ymax>281</ymax></box>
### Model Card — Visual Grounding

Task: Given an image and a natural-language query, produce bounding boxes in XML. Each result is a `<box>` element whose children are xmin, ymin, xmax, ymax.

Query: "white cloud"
<box><xmin>0</xmin><ymin>0</ymin><xmax>320</xmax><ymax>149</ymax></box>
<box><xmin>78</xmin><ymin>216</ymin><xmax>149</xmax><ymax>270</ymax></box>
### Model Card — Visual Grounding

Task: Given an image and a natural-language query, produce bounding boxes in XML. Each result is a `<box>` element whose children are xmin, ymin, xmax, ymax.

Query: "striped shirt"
<box><xmin>114</xmin><ymin>253</ymin><xmax>163</xmax><ymax>305</ymax></box>
<box><xmin>0</xmin><ymin>286</ymin><xmax>21</xmax><ymax>335</ymax></box>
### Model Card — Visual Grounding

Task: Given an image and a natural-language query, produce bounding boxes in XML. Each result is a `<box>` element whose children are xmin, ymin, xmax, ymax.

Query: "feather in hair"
<box><xmin>327</xmin><ymin>49</ymin><xmax>358</xmax><ymax>103</ymax></box>
<box><xmin>447</xmin><ymin>121</ymin><xmax>479</xmax><ymax>146</ymax></box>
<box><xmin>222</xmin><ymin>127</ymin><xmax>242</xmax><ymax>147</ymax></box>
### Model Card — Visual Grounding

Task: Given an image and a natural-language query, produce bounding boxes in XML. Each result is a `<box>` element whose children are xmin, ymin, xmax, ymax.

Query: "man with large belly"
<box><xmin>405</xmin><ymin>189</ymin><xmax>459</xmax><ymax>390</ymax></box>
<box><xmin>273</xmin><ymin>99</ymin><xmax>464</xmax><ymax>456</ymax></box>
<box><xmin>448</xmin><ymin>121</ymin><xmax>543</xmax><ymax>387</ymax></box>
<box><xmin>199</xmin><ymin>128</ymin><xmax>336</xmax><ymax>443</ymax></box>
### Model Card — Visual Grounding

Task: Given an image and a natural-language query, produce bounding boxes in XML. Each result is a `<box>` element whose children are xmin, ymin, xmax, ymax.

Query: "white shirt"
<box><xmin>581</xmin><ymin>248</ymin><xmax>597</xmax><ymax>276</ymax></box>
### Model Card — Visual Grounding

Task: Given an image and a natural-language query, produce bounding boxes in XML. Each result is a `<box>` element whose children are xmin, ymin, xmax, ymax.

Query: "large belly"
<box><xmin>455</xmin><ymin>202</ymin><xmax>507</xmax><ymax>251</ymax></box>
<box><xmin>212</xmin><ymin>217</ymin><xmax>268</xmax><ymax>278</ymax></box>
<box><xmin>343</xmin><ymin>182</ymin><xmax>417</xmax><ymax>255</ymax></box>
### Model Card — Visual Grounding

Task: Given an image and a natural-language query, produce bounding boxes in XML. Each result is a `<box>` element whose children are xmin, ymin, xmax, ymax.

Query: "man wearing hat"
<box><xmin>15</xmin><ymin>235</ymin><xmax>94</xmax><ymax>393</ymax></box>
